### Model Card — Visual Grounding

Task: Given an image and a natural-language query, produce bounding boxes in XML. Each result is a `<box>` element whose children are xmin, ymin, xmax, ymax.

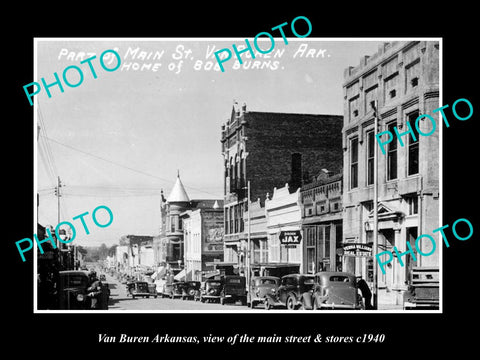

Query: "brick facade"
<box><xmin>220</xmin><ymin>103</ymin><xmax>343</xmax><ymax>271</ymax></box>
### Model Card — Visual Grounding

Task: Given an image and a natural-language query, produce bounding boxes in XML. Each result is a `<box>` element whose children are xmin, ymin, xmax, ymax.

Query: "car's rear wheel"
<box><xmin>286</xmin><ymin>295</ymin><xmax>296</xmax><ymax>310</ymax></box>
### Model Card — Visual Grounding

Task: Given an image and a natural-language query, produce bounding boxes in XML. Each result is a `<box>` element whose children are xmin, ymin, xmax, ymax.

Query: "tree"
<box><xmin>98</xmin><ymin>243</ymin><xmax>108</xmax><ymax>260</ymax></box>
<box><xmin>108</xmin><ymin>244</ymin><xmax>118</xmax><ymax>257</ymax></box>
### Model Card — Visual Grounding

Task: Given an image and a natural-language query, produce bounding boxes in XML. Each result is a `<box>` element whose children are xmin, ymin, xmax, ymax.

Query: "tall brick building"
<box><xmin>220</xmin><ymin>102</ymin><xmax>343</xmax><ymax>272</ymax></box>
<box><xmin>342</xmin><ymin>41</ymin><xmax>440</xmax><ymax>306</ymax></box>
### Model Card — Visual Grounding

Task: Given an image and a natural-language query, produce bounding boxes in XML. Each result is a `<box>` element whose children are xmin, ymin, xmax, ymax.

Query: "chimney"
<box><xmin>241</xmin><ymin>102</ymin><xmax>247</xmax><ymax>114</ymax></box>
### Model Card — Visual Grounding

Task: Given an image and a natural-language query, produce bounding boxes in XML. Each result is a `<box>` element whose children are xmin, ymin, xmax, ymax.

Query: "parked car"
<box><xmin>308</xmin><ymin>272</ymin><xmax>364</xmax><ymax>310</ymax></box>
<box><xmin>247</xmin><ymin>276</ymin><xmax>280</xmax><ymax>308</ymax></box>
<box><xmin>198</xmin><ymin>278</ymin><xmax>223</xmax><ymax>303</ymax></box>
<box><xmin>147</xmin><ymin>283</ymin><xmax>158</xmax><ymax>298</ymax></box>
<box><xmin>220</xmin><ymin>275</ymin><xmax>247</xmax><ymax>305</ymax></box>
<box><xmin>58</xmin><ymin>270</ymin><xmax>91</xmax><ymax>309</ymax></box>
<box><xmin>170</xmin><ymin>282</ymin><xmax>186</xmax><ymax>299</ymax></box>
<box><xmin>182</xmin><ymin>281</ymin><xmax>201</xmax><ymax>300</ymax></box>
<box><xmin>129</xmin><ymin>281</ymin><xmax>156</xmax><ymax>299</ymax></box>
<box><xmin>265</xmin><ymin>274</ymin><xmax>314</xmax><ymax>310</ymax></box>
<box><xmin>161</xmin><ymin>276</ymin><xmax>177</xmax><ymax>298</ymax></box>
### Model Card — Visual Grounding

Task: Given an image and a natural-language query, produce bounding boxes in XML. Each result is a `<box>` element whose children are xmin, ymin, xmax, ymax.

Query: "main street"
<box><xmin>104</xmin><ymin>273</ymin><xmax>249</xmax><ymax>311</ymax></box>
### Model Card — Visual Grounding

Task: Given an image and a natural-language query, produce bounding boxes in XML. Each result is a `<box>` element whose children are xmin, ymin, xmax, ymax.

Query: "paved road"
<box><xmin>104</xmin><ymin>273</ymin><xmax>249</xmax><ymax>311</ymax></box>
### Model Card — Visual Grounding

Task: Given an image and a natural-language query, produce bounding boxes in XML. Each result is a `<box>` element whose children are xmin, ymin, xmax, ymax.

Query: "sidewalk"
<box><xmin>378</xmin><ymin>303</ymin><xmax>403</xmax><ymax>310</ymax></box>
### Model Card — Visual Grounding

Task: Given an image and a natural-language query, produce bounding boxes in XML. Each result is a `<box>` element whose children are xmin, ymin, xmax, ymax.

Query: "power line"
<box><xmin>37</xmin><ymin>104</ymin><xmax>59</xmax><ymax>187</ymax></box>
<box><xmin>40</xmin><ymin>135</ymin><xmax>223</xmax><ymax>198</ymax></box>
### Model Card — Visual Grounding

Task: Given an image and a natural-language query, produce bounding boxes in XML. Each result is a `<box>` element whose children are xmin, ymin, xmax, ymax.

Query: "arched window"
<box><xmin>235</xmin><ymin>154</ymin><xmax>240</xmax><ymax>190</ymax></box>
<box><xmin>229</xmin><ymin>157</ymin><xmax>234</xmax><ymax>192</ymax></box>
<box><xmin>239</xmin><ymin>150</ymin><xmax>244</xmax><ymax>188</ymax></box>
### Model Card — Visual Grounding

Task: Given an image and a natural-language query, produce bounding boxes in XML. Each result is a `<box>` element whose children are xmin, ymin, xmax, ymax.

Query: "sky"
<box><xmin>35</xmin><ymin>38</ymin><xmax>385</xmax><ymax>246</ymax></box>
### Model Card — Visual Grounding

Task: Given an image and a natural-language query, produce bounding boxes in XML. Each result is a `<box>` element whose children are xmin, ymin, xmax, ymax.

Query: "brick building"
<box><xmin>220</xmin><ymin>102</ymin><xmax>343</xmax><ymax>272</ymax></box>
<box><xmin>342</xmin><ymin>41</ymin><xmax>440</xmax><ymax>306</ymax></box>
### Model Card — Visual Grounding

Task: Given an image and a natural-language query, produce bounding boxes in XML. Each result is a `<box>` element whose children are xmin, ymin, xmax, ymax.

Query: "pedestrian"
<box><xmin>356</xmin><ymin>277</ymin><xmax>373</xmax><ymax>310</ymax></box>
<box><xmin>87</xmin><ymin>270</ymin><xmax>103</xmax><ymax>309</ymax></box>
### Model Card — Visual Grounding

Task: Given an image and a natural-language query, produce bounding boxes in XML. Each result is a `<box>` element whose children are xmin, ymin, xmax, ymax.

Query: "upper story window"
<box><xmin>407</xmin><ymin>111</ymin><xmax>420</xmax><ymax>176</ymax></box>
<box><xmin>350</xmin><ymin>137</ymin><xmax>359</xmax><ymax>189</ymax></box>
<box><xmin>366</xmin><ymin>130</ymin><xmax>375</xmax><ymax>185</ymax></box>
<box><xmin>387</xmin><ymin>122</ymin><xmax>397</xmax><ymax>181</ymax></box>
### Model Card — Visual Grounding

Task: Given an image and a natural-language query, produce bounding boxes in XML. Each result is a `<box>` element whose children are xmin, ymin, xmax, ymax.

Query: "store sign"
<box><xmin>343</xmin><ymin>243</ymin><xmax>372</xmax><ymax>257</ymax></box>
<box><xmin>279</xmin><ymin>231</ymin><xmax>302</xmax><ymax>246</ymax></box>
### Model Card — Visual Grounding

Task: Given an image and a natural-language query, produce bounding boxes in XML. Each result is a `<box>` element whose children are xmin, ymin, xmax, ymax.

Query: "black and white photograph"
<box><xmin>33</xmin><ymin>38</ymin><xmax>442</xmax><ymax>313</ymax></box>
<box><xmin>6</xmin><ymin>8</ymin><xmax>479</xmax><ymax>354</ymax></box>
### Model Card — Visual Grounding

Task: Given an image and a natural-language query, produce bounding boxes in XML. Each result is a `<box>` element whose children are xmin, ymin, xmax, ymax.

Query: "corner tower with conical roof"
<box><xmin>162</xmin><ymin>171</ymin><xmax>191</xmax><ymax>269</ymax></box>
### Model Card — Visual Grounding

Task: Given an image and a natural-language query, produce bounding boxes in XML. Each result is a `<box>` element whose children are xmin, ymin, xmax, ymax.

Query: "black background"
<box><xmin>6</xmin><ymin>5</ymin><xmax>478</xmax><ymax>355</ymax></box>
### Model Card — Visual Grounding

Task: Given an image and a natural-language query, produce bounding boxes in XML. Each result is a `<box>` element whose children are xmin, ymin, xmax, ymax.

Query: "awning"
<box><xmin>174</xmin><ymin>268</ymin><xmax>186</xmax><ymax>281</ymax></box>
<box><xmin>203</xmin><ymin>270</ymin><xmax>221</xmax><ymax>279</ymax></box>
<box><xmin>151</xmin><ymin>266</ymin><xmax>166</xmax><ymax>280</ymax></box>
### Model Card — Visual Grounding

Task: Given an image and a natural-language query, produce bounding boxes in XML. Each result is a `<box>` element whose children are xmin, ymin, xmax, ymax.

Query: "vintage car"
<box><xmin>181</xmin><ymin>281</ymin><xmax>201</xmax><ymax>300</ymax></box>
<box><xmin>198</xmin><ymin>278</ymin><xmax>223</xmax><ymax>303</ymax></box>
<box><xmin>129</xmin><ymin>281</ymin><xmax>157</xmax><ymax>299</ymax></box>
<box><xmin>247</xmin><ymin>276</ymin><xmax>280</xmax><ymax>308</ymax></box>
<box><xmin>403</xmin><ymin>267</ymin><xmax>439</xmax><ymax>310</ymax></box>
<box><xmin>265</xmin><ymin>274</ymin><xmax>314</xmax><ymax>310</ymax></box>
<box><xmin>58</xmin><ymin>270</ymin><xmax>91</xmax><ymax>309</ymax></box>
<box><xmin>148</xmin><ymin>283</ymin><xmax>158</xmax><ymax>298</ymax></box>
<box><xmin>220</xmin><ymin>275</ymin><xmax>247</xmax><ymax>305</ymax></box>
<box><xmin>170</xmin><ymin>281</ymin><xmax>186</xmax><ymax>299</ymax></box>
<box><xmin>308</xmin><ymin>272</ymin><xmax>364</xmax><ymax>310</ymax></box>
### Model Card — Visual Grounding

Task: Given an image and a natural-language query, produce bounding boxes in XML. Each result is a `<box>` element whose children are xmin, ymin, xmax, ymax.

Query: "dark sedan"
<box><xmin>181</xmin><ymin>281</ymin><xmax>201</xmax><ymax>300</ymax></box>
<box><xmin>248</xmin><ymin>276</ymin><xmax>280</xmax><ymax>308</ymax></box>
<box><xmin>309</xmin><ymin>272</ymin><xmax>364</xmax><ymax>310</ymax></box>
<box><xmin>265</xmin><ymin>274</ymin><xmax>314</xmax><ymax>310</ymax></box>
<box><xmin>58</xmin><ymin>270</ymin><xmax>90</xmax><ymax>310</ymax></box>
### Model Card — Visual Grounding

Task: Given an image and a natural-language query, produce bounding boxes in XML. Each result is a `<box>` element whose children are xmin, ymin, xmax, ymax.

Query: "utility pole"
<box><xmin>372</xmin><ymin>100</ymin><xmax>380</xmax><ymax>310</ymax></box>
<box><xmin>246</xmin><ymin>181</ymin><xmax>251</xmax><ymax>292</ymax></box>
<box><xmin>55</xmin><ymin>176</ymin><xmax>62</xmax><ymax>248</ymax></box>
